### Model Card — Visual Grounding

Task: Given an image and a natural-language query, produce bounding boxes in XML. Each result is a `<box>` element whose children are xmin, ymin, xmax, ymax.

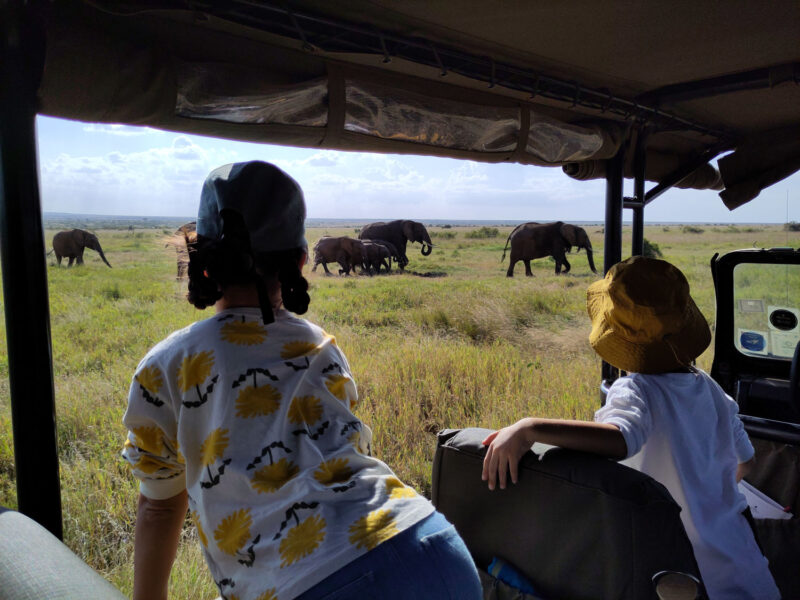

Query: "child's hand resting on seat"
<box><xmin>481</xmin><ymin>418</ymin><xmax>537</xmax><ymax>490</ymax></box>
<box><xmin>482</xmin><ymin>418</ymin><xmax>627</xmax><ymax>491</ymax></box>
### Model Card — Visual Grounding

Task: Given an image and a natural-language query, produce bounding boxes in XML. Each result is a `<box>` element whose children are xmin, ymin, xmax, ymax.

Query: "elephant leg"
<box><xmin>321</xmin><ymin>261</ymin><xmax>332</xmax><ymax>275</ymax></box>
<box><xmin>506</xmin><ymin>257</ymin><xmax>516</xmax><ymax>277</ymax></box>
<box><xmin>555</xmin><ymin>256</ymin><xmax>571</xmax><ymax>275</ymax></box>
<box><xmin>56</xmin><ymin>255</ymin><xmax>62</xmax><ymax>266</ymax></box>
<box><xmin>524</xmin><ymin>260</ymin><xmax>533</xmax><ymax>277</ymax></box>
<box><xmin>67</xmin><ymin>256</ymin><xmax>75</xmax><ymax>267</ymax></box>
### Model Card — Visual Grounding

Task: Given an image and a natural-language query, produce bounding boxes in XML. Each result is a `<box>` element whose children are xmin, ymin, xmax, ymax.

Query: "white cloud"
<box><xmin>40</xmin><ymin>136</ymin><xmax>221</xmax><ymax>216</ymax></box>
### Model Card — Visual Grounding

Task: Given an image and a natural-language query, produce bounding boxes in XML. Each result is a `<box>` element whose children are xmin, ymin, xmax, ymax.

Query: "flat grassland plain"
<box><xmin>0</xmin><ymin>223</ymin><xmax>796</xmax><ymax>597</ymax></box>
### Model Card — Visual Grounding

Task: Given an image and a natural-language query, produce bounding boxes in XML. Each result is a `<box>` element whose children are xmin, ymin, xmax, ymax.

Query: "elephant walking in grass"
<box><xmin>51</xmin><ymin>229</ymin><xmax>112</xmax><ymax>267</ymax></box>
<box><xmin>370</xmin><ymin>239</ymin><xmax>402</xmax><ymax>269</ymax></box>
<box><xmin>358</xmin><ymin>220</ymin><xmax>433</xmax><ymax>270</ymax></box>
<box><xmin>502</xmin><ymin>221</ymin><xmax>597</xmax><ymax>277</ymax></box>
<box><xmin>311</xmin><ymin>236</ymin><xmax>366</xmax><ymax>275</ymax></box>
<box><xmin>361</xmin><ymin>241</ymin><xmax>392</xmax><ymax>274</ymax></box>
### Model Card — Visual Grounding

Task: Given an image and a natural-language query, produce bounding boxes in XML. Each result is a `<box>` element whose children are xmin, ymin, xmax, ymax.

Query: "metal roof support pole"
<box><xmin>601</xmin><ymin>146</ymin><xmax>625</xmax><ymax>392</ymax></box>
<box><xmin>0</xmin><ymin>4</ymin><xmax>63</xmax><ymax>537</ymax></box>
<box><xmin>631</xmin><ymin>128</ymin><xmax>649</xmax><ymax>256</ymax></box>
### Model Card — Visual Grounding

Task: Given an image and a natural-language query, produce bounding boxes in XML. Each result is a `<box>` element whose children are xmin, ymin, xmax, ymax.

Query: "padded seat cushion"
<box><xmin>0</xmin><ymin>508</ymin><xmax>126</xmax><ymax>600</ymax></box>
<box><xmin>432</xmin><ymin>428</ymin><xmax>701</xmax><ymax>600</ymax></box>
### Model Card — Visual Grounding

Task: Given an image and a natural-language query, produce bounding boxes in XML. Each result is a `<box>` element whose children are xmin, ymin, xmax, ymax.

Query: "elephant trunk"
<box><xmin>585</xmin><ymin>247</ymin><xmax>597</xmax><ymax>273</ymax></box>
<box><xmin>421</xmin><ymin>242</ymin><xmax>433</xmax><ymax>256</ymax></box>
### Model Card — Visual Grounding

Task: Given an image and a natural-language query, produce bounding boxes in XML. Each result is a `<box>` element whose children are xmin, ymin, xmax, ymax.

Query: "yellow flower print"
<box><xmin>131</xmin><ymin>426</ymin><xmax>164</xmax><ymax>454</ymax></box>
<box><xmin>214</xmin><ymin>509</ymin><xmax>252</xmax><ymax>556</ymax></box>
<box><xmin>251</xmin><ymin>459</ymin><xmax>299</xmax><ymax>494</ymax></box>
<box><xmin>235</xmin><ymin>385</ymin><xmax>281</xmax><ymax>418</ymax></box>
<box><xmin>281</xmin><ymin>340</ymin><xmax>320</xmax><ymax>359</ymax></box>
<box><xmin>177</xmin><ymin>351</ymin><xmax>214</xmax><ymax>392</ymax></box>
<box><xmin>288</xmin><ymin>396</ymin><xmax>323</xmax><ymax>425</ymax></box>
<box><xmin>254</xmin><ymin>590</ymin><xmax>278</xmax><ymax>600</ymax></box>
<box><xmin>191</xmin><ymin>511</ymin><xmax>208</xmax><ymax>548</ymax></box>
<box><xmin>200</xmin><ymin>428</ymin><xmax>229</xmax><ymax>467</ymax></box>
<box><xmin>134</xmin><ymin>455</ymin><xmax>172</xmax><ymax>475</ymax></box>
<box><xmin>313</xmin><ymin>458</ymin><xmax>352</xmax><ymax>486</ymax></box>
<box><xmin>221</xmin><ymin>320</ymin><xmax>267</xmax><ymax>345</ymax></box>
<box><xmin>349</xmin><ymin>509</ymin><xmax>398</xmax><ymax>550</ymax></box>
<box><xmin>324</xmin><ymin>374</ymin><xmax>349</xmax><ymax>402</ymax></box>
<box><xmin>279</xmin><ymin>514</ymin><xmax>326</xmax><ymax>567</ymax></box>
<box><xmin>386</xmin><ymin>477</ymin><xmax>416</xmax><ymax>499</ymax></box>
<box><xmin>135</xmin><ymin>366</ymin><xmax>163</xmax><ymax>395</ymax></box>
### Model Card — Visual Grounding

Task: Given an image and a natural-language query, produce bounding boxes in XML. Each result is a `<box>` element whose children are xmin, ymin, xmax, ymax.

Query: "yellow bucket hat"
<box><xmin>587</xmin><ymin>256</ymin><xmax>711</xmax><ymax>374</ymax></box>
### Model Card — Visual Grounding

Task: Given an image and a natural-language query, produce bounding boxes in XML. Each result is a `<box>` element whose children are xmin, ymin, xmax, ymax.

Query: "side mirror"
<box><xmin>652</xmin><ymin>570</ymin><xmax>703</xmax><ymax>600</ymax></box>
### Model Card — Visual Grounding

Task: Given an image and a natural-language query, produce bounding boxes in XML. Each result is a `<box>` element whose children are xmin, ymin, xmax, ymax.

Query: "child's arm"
<box><xmin>133</xmin><ymin>490</ymin><xmax>188</xmax><ymax>600</ymax></box>
<box><xmin>481</xmin><ymin>418</ymin><xmax>627</xmax><ymax>490</ymax></box>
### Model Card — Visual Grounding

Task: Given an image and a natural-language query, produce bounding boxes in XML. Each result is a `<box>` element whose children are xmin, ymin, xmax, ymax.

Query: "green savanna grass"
<box><xmin>0</xmin><ymin>223</ymin><xmax>798</xmax><ymax>597</ymax></box>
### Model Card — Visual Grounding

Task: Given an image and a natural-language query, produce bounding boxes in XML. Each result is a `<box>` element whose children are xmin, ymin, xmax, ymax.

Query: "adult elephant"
<box><xmin>361</xmin><ymin>241</ymin><xmax>392</xmax><ymax>274</ymax></box>
<box><xmin>51</xmin><ymin>229</ymin><xmax>112</xmax><ymax>267</ymax></box>
<box><xmin>502</xmin><ymin>221</ymin><xmax>597</xmax><ymax>277</ymax></box>
<box><xmin>358</xmin><ymin>220</ymin><xmax>433</xmax><ymax>270</ymax></box>
<box><xmin>311</xmin><ymin>236</ymin><xmax>366</xmax><ymax>275</ymax></box>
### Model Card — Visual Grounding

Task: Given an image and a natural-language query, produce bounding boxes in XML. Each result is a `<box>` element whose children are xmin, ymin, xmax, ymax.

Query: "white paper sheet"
<box><xmin>738</xmin><ymin>480</ymin><xmax>793</xmax><ymax>520</ymax></box>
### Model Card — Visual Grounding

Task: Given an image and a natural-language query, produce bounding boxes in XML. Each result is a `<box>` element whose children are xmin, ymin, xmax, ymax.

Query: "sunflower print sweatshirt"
<box><xmin>122</xmin><ymin>307</ymin><xmax>433</xmax><ymax>600</ymax></box>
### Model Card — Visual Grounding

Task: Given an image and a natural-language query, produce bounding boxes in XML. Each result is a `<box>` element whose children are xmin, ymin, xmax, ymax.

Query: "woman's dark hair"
<box><xmin>185</xmin><ymin>232</ymin><xmax>310</xmax><ymax>321</ymax></box>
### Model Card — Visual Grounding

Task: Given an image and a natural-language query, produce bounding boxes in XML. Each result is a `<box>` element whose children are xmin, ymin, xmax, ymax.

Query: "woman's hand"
<box><xmin>481</xmin><ymin>418</ymin><xmax>536</xmax><ymax>491</ymax></box>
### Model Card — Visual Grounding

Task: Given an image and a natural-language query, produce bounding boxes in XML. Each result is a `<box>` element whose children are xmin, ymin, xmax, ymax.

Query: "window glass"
<box><xmin>345</xmin><ymin>81</ymin><xmax>519</xmax><ymax>152</ymax></box>
<box><xmin>526</xmin><ymin>115</ymin><xmax>604</xmax><ymax>163</ymax></box>
<box><xmin>176</xmin><ymin>63</ymin><xmax>328</xmax><ymax>126</ymax></box>
<box><xmin>733</xmin><ymin>263</ymin><xmax>800</xmax><ymax>359</ymax></box>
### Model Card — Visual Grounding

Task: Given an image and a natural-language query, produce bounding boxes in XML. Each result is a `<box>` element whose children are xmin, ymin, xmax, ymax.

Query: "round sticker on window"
<box><xmin>769</xmin><ymin>309</ymin><xmax>798</xmax><ymax>331</ymax></box>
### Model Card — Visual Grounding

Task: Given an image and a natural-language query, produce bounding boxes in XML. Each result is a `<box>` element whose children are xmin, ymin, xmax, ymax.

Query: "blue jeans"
<box><xmin>295</xmin><ymin>511</ymin><xmax>482</xmax><ymax>600</ymax></box>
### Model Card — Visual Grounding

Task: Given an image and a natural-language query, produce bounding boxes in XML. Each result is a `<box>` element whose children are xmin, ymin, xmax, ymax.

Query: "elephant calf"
<box><xmin>361</xmin><ymin>241</ymin><xmax>392</xmax><ymax>274</ymax></box>
<box><xmin>502</xmin><ymin>221</ymin><xmax>597</xmax><ymax>277</ymax></box>
<box><xmin>51</xmin><ymin>229</ymin><xmax>112</xmax><ymax>268</ymax></box>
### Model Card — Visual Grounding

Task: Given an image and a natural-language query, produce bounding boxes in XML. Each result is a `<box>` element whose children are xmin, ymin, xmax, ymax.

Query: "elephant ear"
<box><xmin>560</xmin><ymin>223</ymin><xmax>580</xmax><ymax>247</ymax></box>
<box><xmin>402</xmin><ymin>220</ymin><xmax>415</xmax><ymax>241</ymax></box>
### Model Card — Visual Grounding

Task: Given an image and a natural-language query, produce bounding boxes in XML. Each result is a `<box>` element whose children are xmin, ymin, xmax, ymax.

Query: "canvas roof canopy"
<box><xmin>36</xmin><ymin>0</ymin><xmax>800</xmax><ymax>210</ymax></box>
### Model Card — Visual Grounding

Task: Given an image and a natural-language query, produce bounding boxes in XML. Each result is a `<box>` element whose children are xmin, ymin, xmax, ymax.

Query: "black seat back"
<box><xmin>432</xmin><ymin>428</ymin><xmax>702</xmax><ymax>600</ymax></box>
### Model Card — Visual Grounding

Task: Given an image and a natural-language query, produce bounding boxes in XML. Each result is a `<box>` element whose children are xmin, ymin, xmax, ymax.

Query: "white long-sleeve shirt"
<box><xmin>122</xmin><ymin>308</ymin><xmax>433</xmax><ymax>600</ymax></box>
<box><xmin>595</xmin><ymin>370</ymin><xmax>780</xmax><ymax>600</ymax></box>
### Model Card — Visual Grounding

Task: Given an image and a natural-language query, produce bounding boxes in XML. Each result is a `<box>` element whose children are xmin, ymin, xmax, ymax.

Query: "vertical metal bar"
<box><xmin>631</xmin><ymin>205</ymin><xmax>644</xmax><ymax>256</ymax></box>
<box><xmin>0</xmin><ymin>3</ymin><xmax>63</xmax><ymax>537</ymax></box>
<box><xmin>631</xmin><ymin>128</ymin><xmax>648</xmax><ymax>256</ymax></box>
<box><xmin>601</xmin><ymin>146</ymin><xmax>625</xmax><ymax>392</ymax></box>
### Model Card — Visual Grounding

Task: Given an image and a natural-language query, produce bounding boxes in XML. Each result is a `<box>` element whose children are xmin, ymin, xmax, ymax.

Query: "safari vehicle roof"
<box><xmin>37</xmin><ymin>0</ymin><xmax>800</xmax><ymax>210</ymax></box>
<box><xmin>2</xmin><ymin>1</ymin><xmax>800</xmax><ymax>539</ymax></box>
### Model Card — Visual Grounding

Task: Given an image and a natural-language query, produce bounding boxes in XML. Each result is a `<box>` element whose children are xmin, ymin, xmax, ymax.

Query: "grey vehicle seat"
<box><xmin>432</xmin><ymin>428</ymin><xmax>703</xmax><ymax>600</ymax></box>
<box><xmin>0</xmin><ymin>507</ymin><xmax>126</xmax><ymax>600</ymax></box>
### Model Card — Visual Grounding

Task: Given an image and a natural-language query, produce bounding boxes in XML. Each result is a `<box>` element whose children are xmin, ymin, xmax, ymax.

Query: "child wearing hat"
<box><xmin>122</xmin><ymin>161</ymin><xmax>482</xmax><ymax>600</ymax></box>
<box><xmin>482</xmin><ymin>256</ymin><xmax>780</xmax><ymax>599</ymax></box>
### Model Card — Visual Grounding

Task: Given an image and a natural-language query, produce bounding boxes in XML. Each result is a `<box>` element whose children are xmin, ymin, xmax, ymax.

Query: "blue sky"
<box><xmin>36</xmin><ymin>116</ymin><xmax>799</xmax><ymax>223</ymax></box>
